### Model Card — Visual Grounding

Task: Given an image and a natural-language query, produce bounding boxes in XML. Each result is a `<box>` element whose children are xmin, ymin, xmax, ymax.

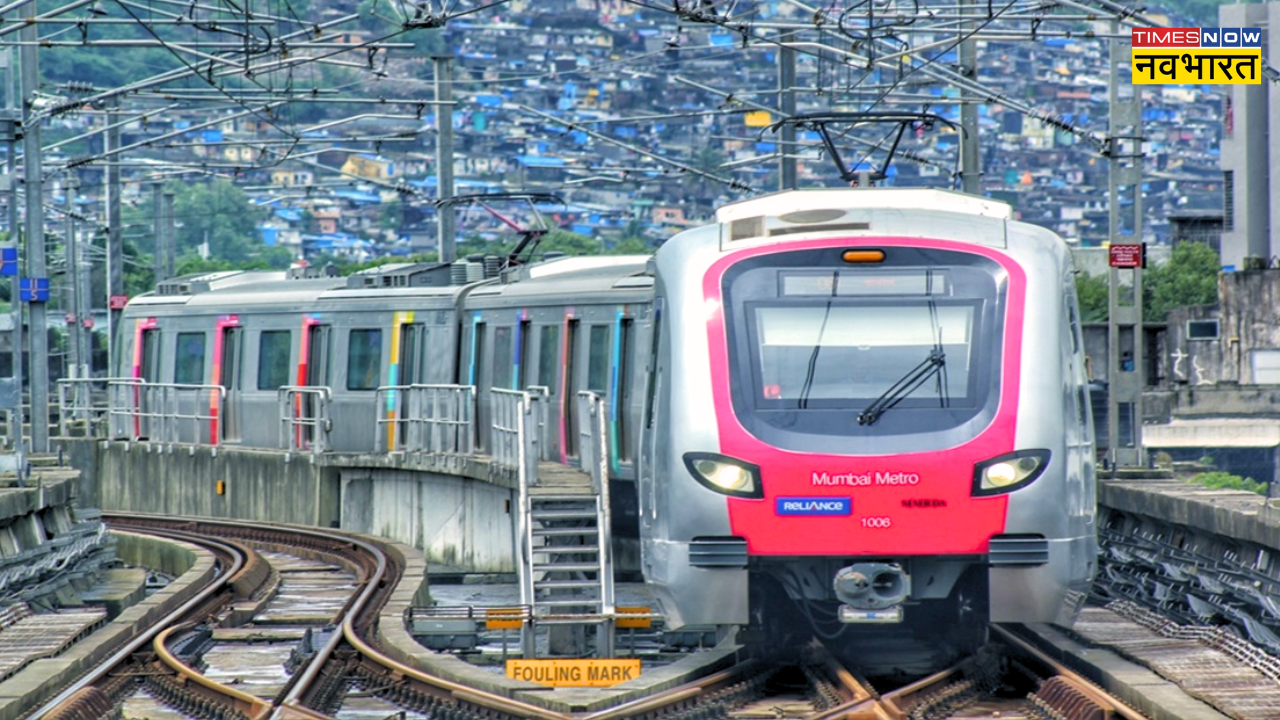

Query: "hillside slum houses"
<box><xmin>48</xmin><ymin>0</ymin><xmax>1224</xmax><ymax>262</ymax></box>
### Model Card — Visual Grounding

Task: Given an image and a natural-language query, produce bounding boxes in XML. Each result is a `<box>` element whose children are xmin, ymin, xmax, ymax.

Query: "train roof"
<box><xmin>716</xmin><ymin>188</ymin><xmax>1012</xmax><ymax>224</ymax></box>
<box><xmin>705</xmin><ymin>188</ymin><xmax>1021</xmax><ymax>250</ymax></box>
<box><xmin>126</xmin><ymin>255</ymin><xmax>654</xmax><ymax>312</ymax></box>
<box><xmin>473</xmin><ymin>254</ymin><xmax>653</xmax><ymax>301</ymax></box>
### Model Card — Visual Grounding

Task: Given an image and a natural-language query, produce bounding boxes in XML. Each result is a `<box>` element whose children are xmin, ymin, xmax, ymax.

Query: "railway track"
<box><xmin>31</xmin><ymin>515</ymin><xmax>569</xmax><ymax>720</ymax></box>
<box><xmin>26</xmin><ymin>515</ymin><xmax>1154</xmax><ymax>720</ymax></box>
<box><xmin>566</xmin><ymin>626</ymin><xmax>1152</xmax><ymax>720</ymax></box>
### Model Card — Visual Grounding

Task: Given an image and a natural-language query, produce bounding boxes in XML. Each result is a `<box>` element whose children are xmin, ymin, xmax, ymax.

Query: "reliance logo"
<box><xmin>776</xmin><ymin>497</ymin><xmax>852</xmax><ymax>516</ymax></box>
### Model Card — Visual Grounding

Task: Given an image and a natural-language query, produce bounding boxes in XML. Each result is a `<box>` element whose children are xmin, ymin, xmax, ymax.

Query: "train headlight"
<box><xmin>683</xmin><ymin>453</ymin><xmax>764</xmax><ymax>499</ymax></box>
<box><xmin>972</xmin><ymin>450</ymin><xmax>1050</xmax><ymax>496</ymax></box>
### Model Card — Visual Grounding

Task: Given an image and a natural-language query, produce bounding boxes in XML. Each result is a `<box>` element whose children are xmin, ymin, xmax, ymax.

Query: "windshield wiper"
<box><xmin>857</xmin><ymin>349</ymin><xmax>947</xmax><ymax>426</ymax></box>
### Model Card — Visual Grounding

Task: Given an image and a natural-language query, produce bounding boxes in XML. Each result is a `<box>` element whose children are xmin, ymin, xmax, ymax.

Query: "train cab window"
<box><xmin>493</xmin><ymin>326</ymin><xmax>514</xmax><ymax>390</ymax></box>
<box><xmin>257</xmin><ymin>330</ymin><xmax>292</xmax><ymax>391</ymax></box>
<box><xmin>347</xmin><ymin>329</ymin><xmax>383</xmax><ymax>391</ymax></box>
<box><xmin>723</xmin><ymin>249</ymin><xmax>1004</xmax><ymax>445</ymax></box>
<box><xmin>174</xmin><ymin>332</ymin><xmax>206</xmax><ymax>385</ymax></box>
<box><xmin>537</xmin><ymin>325</ymin><xmax>560</xmax><ymax>392</ymax></box>
<box><xmin>587</xmin><ymin>325</ymin><xmax>610</xmax><ymax>394</ymax></box>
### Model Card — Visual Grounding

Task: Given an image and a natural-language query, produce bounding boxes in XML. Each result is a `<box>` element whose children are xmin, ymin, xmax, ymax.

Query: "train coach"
<box><xmin>638</xmin><ymin>188</ymin><xmax>1098</xmax><ymax>671</ymax></box>
<box><xmin>114</xmin><ymin>187</ymin><xmax>1096</xmax><ymax>671</ymax></box>
<box><xmin>113</xmin><ymin>254</ymin><xmax>655</xmax><ymax>500</ymax></box>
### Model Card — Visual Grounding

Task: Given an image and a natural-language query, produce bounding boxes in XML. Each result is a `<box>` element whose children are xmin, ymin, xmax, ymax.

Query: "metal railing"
<box><xmin>277</xmin><ymin>386</ymin><xmax>332</xmax><ymax>454</ymax></box>
<box><xmin>106</xmin><ymin>379</ymin><xmax>225</xmax><ymax>445</ymax></box>
<box><xmin>55</xmin><ymin>378</ymin><xmax>115</xmax><ymax>437</ymax></box>
<box><xmin>525</xmin><ymin>385</ymin><xmax>552</xmax><ymax>462</ymax></box>
<box><xmin>577</xmin><ymin>391</ymin><xmax>615</xmax><ymax>646</ymax></box>
<box><xmin>577</xmin><ymin>391</ymin><xmax>611</xmax><ymax>496</ymax></box>
<box><xmin>374</xmin><ymin>384</ymin><xmax>475</xmax><ymax>455</ymax></box>
<box><xmin>491</xmin><ymin>389</ymin><xmax>535</xmax><ymax>479</ymax></box>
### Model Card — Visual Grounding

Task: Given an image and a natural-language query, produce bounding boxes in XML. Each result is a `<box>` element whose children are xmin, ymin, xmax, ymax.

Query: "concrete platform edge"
<box><xmin>1014</xmin><ymin>622</ymin><xmax>1232</xmax><ymax>720</ymax></box>
<box><xmin>0</xmin><ymin>531</ymin><xmax>215</xmax><ymax>720</ymax></box>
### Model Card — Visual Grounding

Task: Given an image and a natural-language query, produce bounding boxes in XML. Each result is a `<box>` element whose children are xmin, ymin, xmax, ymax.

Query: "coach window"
<box><xmin>257</xmin><ymin>331</ymin><xmax>292</xmax><ymax>390</ymax></box>
<box><xmin>537</xmin><ymin>325</ymin><xmax>560</xmax><ymax>392</ymax></box>
<box><xmin>347</xmin><ymin>329</ymin><xmax>383</xmax><ymax>391</ymax></box>
<box><xmin>174</xmin><ymin>332</ymin><xmax>206</xmax><ymax>385</ymax></box>
<box><xmin>587</xmin><ymin>325</ymin><xmax>610</xmax><ymax>395</ymax></box>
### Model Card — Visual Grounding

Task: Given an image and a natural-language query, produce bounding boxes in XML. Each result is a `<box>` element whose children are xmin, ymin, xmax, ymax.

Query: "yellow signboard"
<box><xmin>484</xmin><ymin>607</ymin><xmax>524</xmax><ymax>630</ymax></box>
<box><xmin>616</xmin><ymin>606</ymin><xmax>652</xmax><ymax>629</ymax></box>
<box><xmin>1132</xmin><ymin>48</ymin><xmax>1261</xmax><ymax>84</ymax></box>
<box><xmin>506</xmin><ymin>658</ymin><xmax>642</xmax><ymax>687</ymax></box>
<box><xmin>744</xmin><ymin>110</ymin><xmax>773</xmax><ymax>127</ymax></box>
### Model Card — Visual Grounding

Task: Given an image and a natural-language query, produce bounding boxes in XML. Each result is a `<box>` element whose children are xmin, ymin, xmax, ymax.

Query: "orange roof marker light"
<box><xmin>842</xmin><ymin>249</ymin><xmax>886</xmax><ymax>263</ymax></box>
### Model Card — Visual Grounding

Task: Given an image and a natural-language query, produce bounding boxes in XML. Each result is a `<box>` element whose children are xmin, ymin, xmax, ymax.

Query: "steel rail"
<box><xmin>992</xmin><ymin>624</ymin><xmax>1148</xmax><ymax>720</ymax></box>
<box><xmin>154</xmin><ymin>624</ymin><xmax>274</xmax><ymax>720</ymax></box>
<box><xmin>95</xmin><ymin>514</ymin><xmax>565</xmax><ymax>720</ymax></box>
<box><xmin>31</xmin><ymin>526</ymin><xmax>249</xmax><ymax>718</ymax></box>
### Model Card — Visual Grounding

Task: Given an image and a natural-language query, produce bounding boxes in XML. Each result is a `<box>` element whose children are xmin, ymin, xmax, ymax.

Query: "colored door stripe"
<box><xmin>210</xmin><ymin>315</ymin><xmax>240</xmax><ymax>444</ymax></box>
<box><xmin>388</xmin><ymin>311</ymin><xmax>413</xmax><ymax>451</ymax></box>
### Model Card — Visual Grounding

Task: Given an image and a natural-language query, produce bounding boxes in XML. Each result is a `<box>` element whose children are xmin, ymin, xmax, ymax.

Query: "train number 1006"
<box><xmin>860</xmin><ymin>517</ymin><xmax>893</xmax><ymax>529</ymax></box>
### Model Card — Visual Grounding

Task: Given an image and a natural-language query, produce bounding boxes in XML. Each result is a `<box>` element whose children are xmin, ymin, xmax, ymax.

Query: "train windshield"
<box><xmin>723</xmin><ymin>247</ymin><xmax>1006</xmax><ymax>449</ymax></box>
<box><xmin>753</xmin><ymin>303</ymin><xmax>974</xmax><ymax>407</ymax></box>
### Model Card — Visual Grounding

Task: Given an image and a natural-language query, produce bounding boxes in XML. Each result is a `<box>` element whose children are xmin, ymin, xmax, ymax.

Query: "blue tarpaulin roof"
<box><xmin>517</xmin><ymin>155</ymin><xmax>567</xmax><ymax>168</ymax></box>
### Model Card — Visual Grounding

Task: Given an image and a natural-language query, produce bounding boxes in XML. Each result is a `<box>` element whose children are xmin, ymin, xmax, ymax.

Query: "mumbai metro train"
<box><xmin>113</xmin><ymin>187</ymin><xmax>1095</xmax><ymax>668</ymax></box>
<box><xmin>637</xmin><ymin>188</ymin><xmax>1097</xmax><ymax>671</ymax></box>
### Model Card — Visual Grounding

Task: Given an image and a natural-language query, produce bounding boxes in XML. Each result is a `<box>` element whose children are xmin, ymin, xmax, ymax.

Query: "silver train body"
<box><xmin>638</xmin><ymin>189</ymin><xmax>1097</xmax><ymax>645</ymax></box>
<box><xmin>115</xmin><ymin>188</ymin><xmax>1096</xmax><ymax>649</ymax></box>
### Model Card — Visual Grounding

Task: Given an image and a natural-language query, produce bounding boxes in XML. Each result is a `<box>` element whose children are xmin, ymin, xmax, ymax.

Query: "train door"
<box><xmin>173</xmin><ymin>331</ymin><xmax>206</xmax><ymax>444</ymax></box>
<box><xmin>218</xmin><ymin>326</ymin><xmax>243</xmax><ymax>443</ymax></box>
<box><xmin>536</xmin><ymin>323</ymin><xmax>561</xmax><ymax>459</ymax></box>
<box><xmin>470</xmin><ymin>320</ymin><xmax>487</xmax><ymax>450</ymax></box>
<box><xmin>301</xmin><ymin>323</ymin><xmax>332</xmax><ymax>448</ymax></box>
<box><xmin>136</xmin><ymin>324</ymin><xmax>161</xmax><ymax>439</ymax></box>
<box><xmin>484</xmin><ymin>324</ymin><xmax>516</xmax><ymax>453</ymax></box>
<box><xmin>564</xmin><ymin>318</ymin><xmax>580</xmax><ymax>458</ymax></box>
<box><xmin>585</xmin><ymin>323</ymin><xmax>611</xmax><ymax>466</ymax></box>
<box><xmin>517</xmin><ymin>319</ymin><xmax>532</xmax><ymax>390</ymax></box>
<box><xmin>397</xmin><ymin>322</ymin><xmax>425</xmax><ymax>446</ymax></box>
<box><xmin>617</xmin><ymin>317</ymin><xmax>635</xmax><ymax>466</ymax></box>
<box><xmin>343</xmin><ymin>327</ymin><xmax>383</xmax><ymax>451</ymax></box>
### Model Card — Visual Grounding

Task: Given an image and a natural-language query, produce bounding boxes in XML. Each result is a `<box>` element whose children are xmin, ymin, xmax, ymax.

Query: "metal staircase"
<box><xmin>517</xmin><ymin>392</ymin><xmax>615</xmax><ymax>658</ymax></box>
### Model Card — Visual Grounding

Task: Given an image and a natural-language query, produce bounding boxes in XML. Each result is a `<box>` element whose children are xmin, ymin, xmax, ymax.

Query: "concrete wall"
<box><xmin>65</xmin><ymin>439</ymin><xmax>342</xmax><ymax>529</ymax></box>
<box><xmin>1218</xmin><ymin>3</ymin><xmax>1276</xmax><ymax>272</ymax></box>
<box><xmin>61</xmin><ymin>438</ymin><xmax>521</xmax><ymax>574</ymax></box>
<box><xmin>340</xmin><ymin>468</ymin><xmax>516</xmax><ymax>573</ymax></box>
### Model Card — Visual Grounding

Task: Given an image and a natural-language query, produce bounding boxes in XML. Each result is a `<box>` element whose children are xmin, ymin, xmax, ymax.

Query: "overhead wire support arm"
<box><xmin>436</xmin><ymin>193</ymin><xmax>565</xmax><ymax>269</ymax></box>
<box><xmin>769</xmin><ymin>112</ymin><xmax>956</xmax><ymax>184</ymax></box>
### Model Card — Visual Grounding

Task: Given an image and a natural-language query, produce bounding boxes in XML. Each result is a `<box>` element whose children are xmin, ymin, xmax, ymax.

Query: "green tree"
<box><xmin>1143</xmin><ymin>241</ymin><xmax>1220</xmax><ymax>321</ymax></box>
<box><xmin>1074</xmin><ymin>272</ymin><xmax>1109</xmax><ymax>322</ymax></box>
<box><xmin>169</xmin><ymin>179</ymin><xmax>269</xmax><ymax>264</ymax></box>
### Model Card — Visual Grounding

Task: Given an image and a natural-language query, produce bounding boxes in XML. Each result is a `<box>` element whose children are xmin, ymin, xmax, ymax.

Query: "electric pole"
<box><xmin>106</xmin><ymin>102</ymin><xmax>122</xmax><ymax>371</ymax></box>
<box><xmin>20</xmin><ymin>0</ymin><xmax>50</xmax><ymax>453</ymax></box>
<box><xmin>958</xmin><ymin>0</ymin><xmax>981</xmax><ymax>194</ymax></box>
<box><xmin>778</xmin><ymin>30</ymin><xmax>797</xmax><ymax>191</ymax></box>
<box><xmin>434</xmin><ymin>55</ymin><xmax>456</xmax><ymax>264</ymax></box>
<box><xmin>1106</xmin><ymin>17</ymin><xmax>1145</xmax><ymax>470</ymax></box>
